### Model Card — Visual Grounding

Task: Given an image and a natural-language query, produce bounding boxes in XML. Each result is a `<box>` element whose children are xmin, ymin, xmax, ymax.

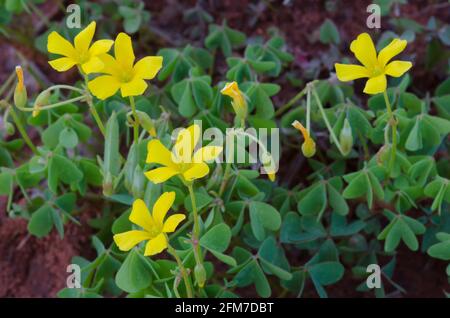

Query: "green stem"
<box><xmin>48</xmin><ymin>84</ymin><xmax>84</xmax><ymax>94</ymax></box>
<box><xmin>188</xmin><ymin>184</ymin><xmax>200</xmax><ymax>239</ymax></box>
<box><xmin>167</xmin><ymin>242</ymin><xmax>194</xmax><ymax>298</ymax></box>
<box><xmin>218</xmin><ymin>119</ymin><xmax>245</xmax><ymax>196</ymax></box>
<box><xmin>16</xmin><ymin>95</ymin><xmax>86</xmax><ymax>112</ymax></box>
<box><xmin>358</xmin><ymin>131</ymin><xmax>370</xmax><ymax>160</ymax></box>
<box><xmin>306</xmin><ymin>86</ymin><xmax>311</xmax><ymax>132</ymax></box>
<box><xmin>8</xmin><ymin>105</ymin><xmax>38</xmax><ymax>154</ymax></box>
<box><xmin>383</xmin><ymin>91</ymin><xmax>397</xmax><ymax>176</ymax></box>
<box><xmin>82</xmin><ymin>74</ymin><xmax>105</xmax><ymax>136</ymax></box>
<box><xmin>219</xmin><ymin>162</ymin><xmax>232</xmax><ymax>196</ymax></box>
<box><xmin>311</xmin><ymin>85</ymin><xmax>345</xmax><ymax>156</ymax></box>
<box><xmin>187</xmin><ymin>183</ymin><xmax>204</xmax><ymax>287</ymax></box>
<box><xmin>275</xmin><ymin>80</ymin><xmax>318</xmax><ymax>117</ymax></box>
<box><xmin>129</xmin><ymin>96</ymin><xmax>139</xmax><ymax>145</ymax></box>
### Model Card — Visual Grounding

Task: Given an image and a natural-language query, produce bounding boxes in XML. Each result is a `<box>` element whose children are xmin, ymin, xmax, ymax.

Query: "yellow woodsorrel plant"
<box><xmin>1</xmin><ymin>5</ymin><xmax>450</xmax><ymax>300</ymax></box>
<box><xmin>335</xmin><ymin>33</ymin><xmax>412</xmax><ymax>176</ymax></box>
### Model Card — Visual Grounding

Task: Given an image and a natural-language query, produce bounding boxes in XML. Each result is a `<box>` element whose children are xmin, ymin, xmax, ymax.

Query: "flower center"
<box><xmin>148</xmin><ymin>226</ymin><xmax>161</xmax><ymax>238</ymax></box>
<box><xmin>120</xmin><ymin>71</ymin><xmax>134</xmax><ymax>83</ymax></box>
<box><xmin>78</xmin><ymin>51</ymin><xmax>90</xmax><ymax>64</ymax></box>
<box><xmin>371</xmin><ymin>63</ymin><xmax>384</xmax><ymax>77</ymax></box>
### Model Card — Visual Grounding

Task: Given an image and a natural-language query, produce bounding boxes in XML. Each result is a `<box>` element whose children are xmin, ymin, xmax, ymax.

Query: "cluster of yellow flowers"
<box><xmin>111</xmin><ymin>123</ymin><xmax>223</xmax><ymax>255</ymax></box>
<box><xmin>41</xmin><ymin>21</ymin><xmax>412</xmax><ymax>256</ymax></box>
<box><xmin>47</xmin><ymin>21</ymin><xmax>163</xmax><ymax>99</ymax></box>
<box><xmin>47</xmin><ymin>22</ymin><xmax>186</xmax><ymax>254</ymax></box>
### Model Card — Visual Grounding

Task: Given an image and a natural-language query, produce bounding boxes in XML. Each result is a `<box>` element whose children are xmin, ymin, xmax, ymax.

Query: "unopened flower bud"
<box><xmin>221</xmin><ymin>82</ymin><xmax>247</xmax><ymax>125</ymax></box>
<box><xmin>292</xmin><ymin>120</ymin><xmax>316</xmax><ymax>158</ymax></box>
<box><xmin>131</xmin><ymin>165</ymin><xmax>145</xmax><ymax>198</ymax></box>
<box><xmin>13</xmin><ymin>66</ymin><xmax>27</xmax><ymax>109</ymax></box>
<box><xmin>33</xmin><ymin>90</ymin><xmax>51</xmax><ymax>117</ymax></box>
<box><xmin>135</xmin><ymin>110</ymin><xmax>157</xmax><ymax>137</ymax></box>
<box><xmin>339</xmin><ymin>118</ymin><xmax>353</xmax><ymax>156</ymax></box>
<box><xmin>194</xmin><ymin>263</ymin><xmax>207</xmax><ymax>288</ymax></box>
<box><xmin>301</xmin><ymin>138</ymin><xmax>316</xmax><ymax>158</ymax></box>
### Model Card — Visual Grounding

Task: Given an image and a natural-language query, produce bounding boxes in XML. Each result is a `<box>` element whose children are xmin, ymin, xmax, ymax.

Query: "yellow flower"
<box><xmin>88</xmin><ymin>33</ymin><xmax>163</xmax><ymax>100</ymax></box>
<box><xmin>267</xmin><ymin>171</ymin><xmax>276</xmax><ymax>182</ymax></box>
<box><xmin>15</xmin><ymin>66</ymin><xmax>25</xmax><ymax>92</ymax></box>
<box><xmin>145</xmin><ymin>124</ymin><xmax>223</xmax><ymax>184</ymax></box>
<box><xmin>47</xmin><ymin>21</ymin><xmax>113</xmax><ymax>74</ymax></box>
<box><xmin>220</xmin><ymin>81</ymin><xmax>248</xmax><ymax>122</ymax></box>
<box><xmin>261</xmin><ymin>153</ymin><xmax>276</xmax><ymax>182</ymax></box>
<box><xmin>14</xmin><ymin>66</ymin><xmax>27</xmax><ymax>108</ymax></box>
<box><xmin>113</xmin><ymin>192</ymin><xmax>185</xmax><ymax>256</ymax></box>
<box><xmin>334</xmin><ymin>33</ymin><xmax>412</xmax><ymax>94</ymax></box>
<box><xmin>292</xmin><ymin>120</ymin><xmax>316</xmax><ymax>158</ymax></box>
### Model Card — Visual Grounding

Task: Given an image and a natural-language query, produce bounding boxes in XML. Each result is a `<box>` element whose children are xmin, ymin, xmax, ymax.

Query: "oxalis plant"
<box><xmin>0</xmin><ymin>18</ymin><xmax>449</xmax><ymax>299</ymax></box>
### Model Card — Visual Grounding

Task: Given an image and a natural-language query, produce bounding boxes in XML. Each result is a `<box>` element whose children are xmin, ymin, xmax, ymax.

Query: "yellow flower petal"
<box><xmin>144</xmin><ymin>233</ymin><xmax>167</xmax><ymax>256</ymax></box>
<box><xmin>80</xmin><ymin>56</ymin><xmax>104</xmax><ymax>74</ymax></box>
<box><xmin>47</xmin><ymin>31</ymin><xmax>76</xmax><ymax>58</ymax></box>
<box><xmin>146</xmin><ymin>139</ymin><xmax>176</xmax><ymax>168</ymax></box>
<box><xmin>120</xmin><ymin>78</ymin><xmax>148</xmax><ymax>97</ymax></box>
<box><xmin>384</xmin><ymin>60</ymin><xmax>412</xmax><ymax>77</ymax></box>
<box><xmin>220</xmin><ymin>81</ymin><xmax>239</xmax><ymax>97</ymax></box>
<box><xmin>129</xmin><ymin>199</ymin><xmax>155</xmax><ymax>232</ymax></box>
<box><xmin>48</xmin><ymin>57</ymin><xmax>77</xmax><ymax>72</ymax></box>
<box><xmin>268</xmin><ymin>172</ymin><xmax>275</xmax><ymax>182</ymax></box>
<box><xmin>173</xmin><ymin>124</ymin><xmax>201</xmax><ymax>163</ymax></box>
<box><xmin>162</xmin><ymin>214</ymin><xmax>186</xmax><ymax>233</ymax></box>
<box><xmin>221</xmin><ymin>82</ymin><xmax>247</xmax><ymax>120</ymax></box>
<box><xmin>363</xmin><ymin>74</ymin><xmax>387</xmax><ymax>95</ymax></box>
<box><xmin>113</xmin><ymin>230</ymin><xmax>151</xmax><ymax>251</ymax></box>
<box><xmin>182</xmin><ymin>162</ymin><xmax>209</xmax><ymax>181</ymax></box>
<box><xmin>292</xmin><ymin>120</ymin><xmax>310</xmax><ymax>139</ymax></box>
<box><xmin>145</xmin><ymin>167</ymin><xmax>179</xmax><ymax>184</ymax></box>
<box><xmin>89</xmin><ymin>39</ymin><xmax>114</xmax><ymax>56</ymax></box>
<box><xmin>74</xmin><ymin>21</ymin><xmax>95</xmax><ymax>53</ymax></box>
<box><xmin>15</xmin><ymin>65</ymin><xmax>24</xmax><ymax>91</ymax></box>
<box><xmin>98</xmin><ymin>53</ymin><xmax>120</xmax><ymax>76</ymax></box>
<box><xmin>152</xmin><ymin>191</ymin><xmax>176</xmax><ymax>227</ymax></box>
<box><xmin>88</xmin><ymin>75</ymin><xmax>120</xmax><ymax>100</ymax></box>
<box><xmin>350</xmin><ymin>33</ymin><xmax>377</xmax><ymax>69</ymax></box>
<box><xmin>133</xmin><ymin>56</ymin><xmax>163</xmax><ymax>80</ymax></box>
<box><xmin>334</xmin><ymin>63</ymin><xmax>369</xmax><ymax>81</ymax></box>
<box><xmin>378</xmin><ymin>38</ymin><xmax>407</xmax><ymax>68</ymax></box>
<box><xmin>114</xmin><ymin>32</ymin><xmax>135</xmax><ymax>70</ymax></box>
<box><xmin>192</xmin><ymin>146</ymin><xmax>223</xmax><ymax>163</ymax></box>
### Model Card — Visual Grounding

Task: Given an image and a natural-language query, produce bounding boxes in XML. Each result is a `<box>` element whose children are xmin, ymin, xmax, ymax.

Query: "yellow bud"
<box><xmin>292</xmin><ymin>120</ymin><xmax>316</xmax><ymax>158</ymax></box>
<box><xmin>221</xmin><ymin>81</ymin><xmax>247</xmax><ymax>123</ymax></box>
<box><xmin>268</xmin><ymin>172</ymin><xmax>275</xmax><ymax>182</ymax></box>
<box><xmin>301</xmin><ymin>138</ymin><xmax>316</xmax><ymax>158</ymax></box>
<box><xmin>13</xmin><ymin>66</ymin><xmax>27</xmax><ymax>108</ymax></box>
<box><xmin>33</xmin><ymin>90</ymin><xmax>51</xmax><ymax>117</ymax></box>
<box><xmin>339</xmin><ymin>118</ymin><xmax>353</xmax><ymax>156</ymax></box>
